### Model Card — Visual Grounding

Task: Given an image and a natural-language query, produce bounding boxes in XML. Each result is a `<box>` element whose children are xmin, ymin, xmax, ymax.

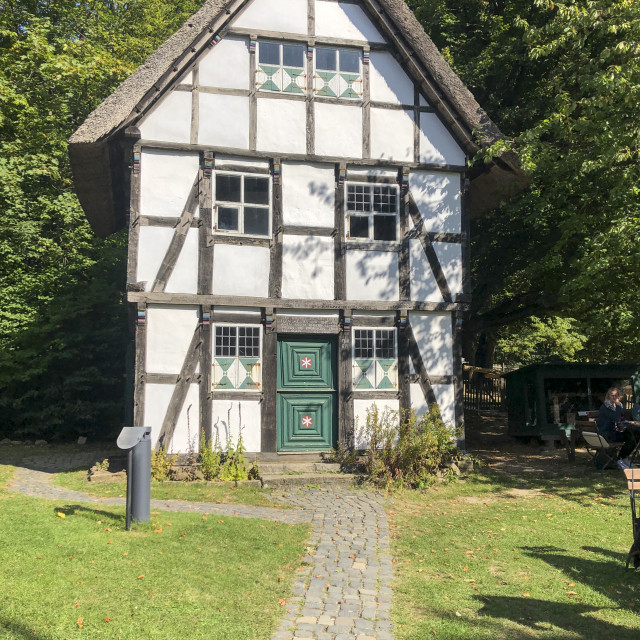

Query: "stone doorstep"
<box><xmin>260</xmin><ymin>472</ymin><xmax>364</xmax><ymax>489</ymax></box>
<box><xmin>258</xmin><ymin>462</ymin><xmax>342</xmax><ymax>475</ymax></box>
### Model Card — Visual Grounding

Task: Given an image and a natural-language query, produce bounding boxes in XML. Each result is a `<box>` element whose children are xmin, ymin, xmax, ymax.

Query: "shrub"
<box><xmin>220</xmin><ymin>430</ymin><xmax>249</xmax><ymax>482</ymax></box>
<box><xmin>151</xmin><ymin>447</ymin><xmax>177</xmax><ymax>481</ymax></box>
<box><xmin>199</xmin><ymin>431</ymin><xmax>222</xmax><ymax>481</ymax></box>
<box><xmin>357</xmin><ymin>404</ymin><xmax>461</xmax><ymax>489</ymax></box>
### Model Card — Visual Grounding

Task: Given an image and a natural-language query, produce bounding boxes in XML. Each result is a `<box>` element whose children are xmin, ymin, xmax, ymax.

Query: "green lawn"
<box><xmin>391</xmin><ymin>469</ymin><xmax>640</xmax><ymax>640</ymax></box>
<box><xmin>0</xmin><ymin>464</ymin><xmax>309</xmax><ymax>639</ymax></box>
<box><xmin>53</xmin><ymin>468</ymin><xmax>284</xmax><ymax>507</ymax></box>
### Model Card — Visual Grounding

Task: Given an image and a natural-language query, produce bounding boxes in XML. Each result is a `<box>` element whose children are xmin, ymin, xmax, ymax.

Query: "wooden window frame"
<box><xmin>214</xmin><ymin>171</ymin><xmax>272</xmax><ymax>238</ymax></box>
<box><xmin>345</xmin><ymin>181</ymin><xmax>399</xmax><ymax>243</ymax></box>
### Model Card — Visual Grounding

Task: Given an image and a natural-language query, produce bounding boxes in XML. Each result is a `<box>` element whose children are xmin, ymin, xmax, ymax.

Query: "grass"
<box><xmin>53</xmin><ymin>468</ymin><xmax>284</xmax><ymax>508</ymax></box>
<box><xmin>390</xmin><ymin>468</ymin><xmax>640</xmax><ymax>640</ymax></box>
<box><xmin>0</xmin><ymin>463</ymin><xmax>310</xmax><ymax>639</ymax></box>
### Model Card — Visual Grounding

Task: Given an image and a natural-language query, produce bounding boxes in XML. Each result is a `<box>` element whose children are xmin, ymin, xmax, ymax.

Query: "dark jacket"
<box><xmin>596</xmin><ymin>403</ymin><xmax>623</xmax><ymax>438</ymax></box>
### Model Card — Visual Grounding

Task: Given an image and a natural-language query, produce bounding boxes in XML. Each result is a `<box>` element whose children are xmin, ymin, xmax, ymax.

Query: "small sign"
<box><xmin>301</xmin><ymin>357</ymin><xmax>312</xmax><ymax>369</ymax></box>
<box><xmin>302</xmin><ymin>415</ymin><xmax>313</xmax><ymax>428</ymax></box>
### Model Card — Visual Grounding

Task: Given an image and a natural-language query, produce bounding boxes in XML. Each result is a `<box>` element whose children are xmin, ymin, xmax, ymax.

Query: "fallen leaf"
<box><xmin>104</xmin><ymin>617</ymin><xmax>112</xmax><ymax>622</ymax></box>
<box><xmin>523</xmin><ymin>593</ymin><xmax>530</xmax><ymax>597</ymax></box>
<box><xmin>57</xmin><ymin>513</ymin><xmax>65</xmax><ymax>519</ymax></box>
<box><xmin>137</xmin><ymin>575</ymin><xmax>145</xmax><ymax>579</ymax></box>
<box><xmin>278</xmin><ymin>599</ymin><xmax>286</xmax><ymax>606</ymax></box>
<box><xmin>76</xmin><ymin>618</ymin><xmax>83</xmax><ymax>629</ymax></box>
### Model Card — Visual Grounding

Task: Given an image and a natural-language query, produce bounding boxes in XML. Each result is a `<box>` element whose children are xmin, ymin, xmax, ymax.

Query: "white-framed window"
<box><xmin>346</xmin><ymin>182</ymin><xmax>399</xmax><ymax>242</ymax></box>
<box><xmin>213</xmin><ymin>325</ymin><xmax>262</xmax><ymax>390</ymax></box>
<box><xmin>214</xmin><ymin>172</ymin><xmax>271</xmax><ymax>237</ymax></box>
<box><xmin>352</xmin><ymin>328</ymin><xmax>398</xmax><ymax>390</ymax></box>
<box><xmin>314</xmin><ymin>47</ymin><xmax>362</xmax><ymax>99</ymax></box>
<box><xmin>256</xmin><ymin>41</ymin><xmax>307</xmax><ymax>94</ymax></box>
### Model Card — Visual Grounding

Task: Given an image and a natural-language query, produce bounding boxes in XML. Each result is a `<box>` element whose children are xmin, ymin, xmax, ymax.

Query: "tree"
<box><xmin>414</xmin><ymin>0</ymin><xmax>640</xmax><ymax>366</ymax></box>
<box><xmin>0</xmin><ymin>0</ymin><xmax>200</xmax><ymax>439</ymax></box>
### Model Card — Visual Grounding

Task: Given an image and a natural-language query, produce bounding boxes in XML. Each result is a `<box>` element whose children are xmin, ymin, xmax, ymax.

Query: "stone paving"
<box><xmin>2</xmin><ymin>451</ymin><xmax>394</xmax><ymax>640</ymax></box>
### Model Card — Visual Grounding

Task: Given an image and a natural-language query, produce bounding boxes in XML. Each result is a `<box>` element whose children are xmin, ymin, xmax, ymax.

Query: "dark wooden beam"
<box><xmin>406</xmin><ymin>321</ymin><xmax>437</xmax><ymax>407</ymax></box>
<box><xmin>156</xmin><ymin>326</ymin><xmax>202</xmax><ymax>451</ymax></box>
<box><xmin>407</xmin><ymin>192</ymin><xmax>452</xmax><ymax>303</ymax></box>
<box><xmin>261</xmin><ymin>327</ymin><xmax>278</xmax><ymax>452</ymax></box>
<box><xmin>151</xmin><ymin>176</ymin><xmax>200</xmax><ymax>292</ymax></box>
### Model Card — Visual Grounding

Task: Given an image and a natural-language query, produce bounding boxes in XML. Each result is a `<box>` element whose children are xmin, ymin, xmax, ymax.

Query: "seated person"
<box><xmin>633</xmin><ymin>402</ymin><xmax>640</xmax><ymax>422</ymax></box>
<box><xmin>597</xmin><ymin>387</ymin><xmax>639</xmax><ymax>469</ymax></box>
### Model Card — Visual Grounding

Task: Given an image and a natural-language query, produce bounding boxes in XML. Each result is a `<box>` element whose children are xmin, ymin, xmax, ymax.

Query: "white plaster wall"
<box><xmin>409</xmin><ymin>383</ymin><xmax>456</xmax><ymax>428</ymax></box>
<box><xmin>140</xmin><ymin>150</ymin><xmax>200</xmax><ymax>217</ymax></box>
<box><xmin>212</xmin><ymin>400</ymin><xmax>261</xmax><ymax>452</ymax></box>
<box><xmin>234</xmin><ymin>0</ymin><xmax>307</xmax><ymax>35</ymax></box>
<box><xmin>346</xmin><ymin>250</ymin><xmax>399</xmax><ymax>301</ymax></box>
<box><xmin>145</xmin><ymin>383</ymin><xmax>200</xmax><ymax>454</ymax></box>
<box><xmin>315</xmin><ymin>1</ymin><xmax>385</xmax><ymax>42</ymax></box>
<box><xmin>180</xmin><ymin>70</ymin><xmax>193</xmax><ymax>85</ymax></box>
<box><xmin>199</xmin><ymin>94</ymin><xmax>250</xmax><ymax>149</ymax></box>
<box><xmin>353</xmin><ymin>399</ymin><xmax>399</xmax><ymax>449</ymax></box>
<box><xmin>137</xmin><ymin>226</ymin><xmax>172</xmax><ymax>291</ymax></box>
<box><xmin>282</xmin><ymin>163</ymin><xmax>335</xmax><ymax>227</ymax></box>
<box><xmin>419</xmin><ymin>113</ymin><xmax>466</xmax><ymax>166</ymax></box>
<box><xmin>369</xmin><ymin>52</ymin><xmax>414</xmax><ymax>105</ymax></box>
<box><xmin>215</xmin><ymin>307</ymin><xmax>263</xmax><ymax>320</ymax></box>
<box><xmin>409</xmin><ymin>312</ymin><xmax>453</xmax><ymax>376</ymax></box>
<box><xmin>410</xmin><ymin>383</ymin><xmax>428</xmax><ymax>418</ymax></box>
<box><xmin>370</xmin><ymin>108</ymin><xmax>414</xmax><ymax>162</ymax></box>
<box><xmin>432</xmin><ymin>383</ymin><xmax>456</xmax><ymax>427</ymax></box>
<box><xmin>409</xmin><ymin>238</ymin><xmax>443</xmax><ymax>303</ymax></box>
<box><xmin>212</xmin><ymin>244</ymin><xmax>270</xmax><ymax>297</ymax></box>
<box><xmin>433</xmin><ymin>242</ymin><xmax>462</xmax><ymax>296</ymax></box>
<box><xmin>138</xmin><ymin>91</ymin><xmax>192</xmax><ymax>143</ymax></box>
<box><xmin>137</xmin><ymin>227</ymin><xmax>198</xmax><ymax>294</ymax></box>
<box><xmin>409</xmin><ymin>171</ymin><xmax>461</xmax><ymax>234</ymax></box>
<box><xmin>146</xmin><ymin>305</ymin><xmax>200</xmax><ymax>374</ymax></box>
<box><xmin>198</xmin><ymin>38</ymin><xmax>250</xmax><ymax>90</ymax></box>
<box><xmin>166</xmin><ymin>228</ymin><xmax>198</xmax><ymax>294</ymax></box>
<box><xmin>315</xmin><ymin>103</ymin><xmax>362</xmax><ymax>159</ymax></box>
<box><xmin>281</xmin><ymin>235</ymin><xmax>334</xmax><ymax>300</ymax></box>
<box><xmin>256</xmin><ymin>99</ymin><xmax>306</xmax><ymax>155</ymax></box>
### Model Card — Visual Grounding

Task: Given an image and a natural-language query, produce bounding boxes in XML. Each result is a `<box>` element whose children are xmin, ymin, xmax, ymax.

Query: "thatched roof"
<box><xmin>69</xmin><ymin>0</ymin><xmax>526</xmax><ymax>237</ymax></box>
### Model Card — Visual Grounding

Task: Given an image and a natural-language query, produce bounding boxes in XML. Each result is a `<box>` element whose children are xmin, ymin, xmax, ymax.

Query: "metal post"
<box><xmin>130</xmin><ymin>427</ymin><xmax>151</xmax><ymax>523</ymax></box>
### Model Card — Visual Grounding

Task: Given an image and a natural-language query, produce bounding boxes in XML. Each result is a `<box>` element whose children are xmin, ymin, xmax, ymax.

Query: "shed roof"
<box><xmin>69</xmin><ymin>0</ymin><xmax>527</xmax><ymax>237</ymax></box>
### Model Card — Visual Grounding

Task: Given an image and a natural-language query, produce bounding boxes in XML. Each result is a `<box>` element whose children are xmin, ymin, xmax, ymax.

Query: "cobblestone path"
<box><xmin>3</xmin><ymin>454</ymin><xmax>394</xmax><ymax>640</ymax></box>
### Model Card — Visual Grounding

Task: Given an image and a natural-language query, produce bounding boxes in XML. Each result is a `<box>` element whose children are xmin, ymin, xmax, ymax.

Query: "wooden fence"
<box><xmin>463</xmin><ymin>375</ymin><xmax>506</xmax><ymax>411</ymax></box>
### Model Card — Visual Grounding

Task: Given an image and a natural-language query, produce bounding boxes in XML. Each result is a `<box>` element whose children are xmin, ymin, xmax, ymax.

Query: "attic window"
<box><xmin>314</xmin><ymin>47</ymin><xmax>362</xmax><ymax>100</ymax></box>
<box><xmin>256</xmin><ymin>41</ymin><xmax>306</xmax><ymax>94</ymax></box>
<box><xmin>214</xmin><ymin>173</ymin><xmax>271</xmax><ymax>237</ymax></box>
<box><xmin>346</xmin><ymin>183</ymin><xmax>398</xmax><ymax>242</ymax></box>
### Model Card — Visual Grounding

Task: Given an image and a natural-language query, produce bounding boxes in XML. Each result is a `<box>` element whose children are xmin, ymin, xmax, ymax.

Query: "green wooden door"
<box><xmin>277</xmin><ymin>336</ymin><xmax>337</xmax><ymax>451</ymax></box>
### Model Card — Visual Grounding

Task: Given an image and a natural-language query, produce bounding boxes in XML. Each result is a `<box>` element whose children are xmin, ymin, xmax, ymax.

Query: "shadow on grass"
<box><xmin>52</xmin><ymin>504</ymin><xmax>126</xmax><ymax>523</ymax></box>
<box><xmin>0</xmin><ymin>617</ymin><xmax>54</xmax><ymax>640</ymax></box>
<box><xmin>475</xmin><ymin>594</ymin><xmax>639</xmax><ymax>639</ymax></box>
<box><xmin>464</xmin><ymin>465</ymin><xmax>627</xmax><ymax>508</ymax></box>
<box><xmin>520</xmin><ymin>546</ymin><xmax>640</xmax><ymax>610</ymax></box>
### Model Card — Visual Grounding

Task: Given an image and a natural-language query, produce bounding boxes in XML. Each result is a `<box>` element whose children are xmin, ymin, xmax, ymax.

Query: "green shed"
<box><xmin>504</xmin><ymin>362</ymin><xmax>640</xmax><ymax>440</ymax></box>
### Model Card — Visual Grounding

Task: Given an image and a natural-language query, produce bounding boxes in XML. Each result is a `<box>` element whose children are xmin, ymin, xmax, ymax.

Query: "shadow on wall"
<box><xmin>410</xmin><ymin>171</ymin><xmax>460</xmax><ymax>234</ymax></box>
<box><xmin>410</xmin><ymin>313</ymin><xmax>453</xmax><ymax>376</ymax></box>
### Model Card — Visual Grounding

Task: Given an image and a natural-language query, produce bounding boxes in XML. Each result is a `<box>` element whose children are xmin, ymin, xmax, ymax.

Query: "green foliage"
<box><xmin>150</xmin><ymin>447</ymin><xmax>176</xmax><ymax>482</ymax></box>
<box><xmin>219</xmin><ymin>431</ymin><xmax>250</xmax><ymax>482</ymax></box>
<box><xmin>94</xmin><ymin>458</ymin><xmax>109</xmax><ymax>472</ymax></box>
<box><xmin>199</xmin><ymin>431</ymin><xmax>222</xmax><ymax>482</ymax></box>
<box><xmin>416</xmin><ymin>0</ymin><xmax>640</xmax><ymax>364</ymax></box>
<box><xmin>0</xmin><ymin>1</ymin><xmax>203</xmax><ymax>440</ymax></box>
<box><xmin>357</xmin><ymin>404</ymin><xmax>462</xmax><ymax>489</ymax></box>
<box><xmin>495</xmin><ymin>316</ymin><xmax>587</xmax><ymax>367</ymax></box>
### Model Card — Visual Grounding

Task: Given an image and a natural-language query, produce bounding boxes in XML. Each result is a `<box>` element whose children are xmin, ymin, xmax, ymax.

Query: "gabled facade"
<box><xmin>69</xmin><ymin>0</ymin><xmax>524</xmax><ymax>454</ymax></box>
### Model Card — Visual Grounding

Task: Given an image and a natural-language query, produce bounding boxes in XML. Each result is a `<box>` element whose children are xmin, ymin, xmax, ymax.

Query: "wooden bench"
<box><xmin>623</xmin><ymin>468</ymin><xmax>640</xmax><ymax>568</ymax></box>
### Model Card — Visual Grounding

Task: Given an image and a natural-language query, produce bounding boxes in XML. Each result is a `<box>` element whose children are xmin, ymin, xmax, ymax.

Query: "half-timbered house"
<box><xmin>69</xmin><ymin>0</ymin><xmax>523</xmax><ymax>454</ymax></box>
